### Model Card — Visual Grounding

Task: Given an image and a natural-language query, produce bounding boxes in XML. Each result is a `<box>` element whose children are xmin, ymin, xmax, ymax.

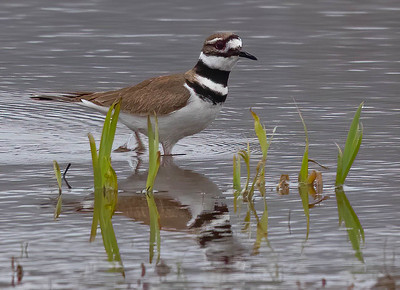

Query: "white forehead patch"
<box><xmin>226</xmin><ymin>38</ymin><xmax>242</xmax><ymax>50</ymax></box>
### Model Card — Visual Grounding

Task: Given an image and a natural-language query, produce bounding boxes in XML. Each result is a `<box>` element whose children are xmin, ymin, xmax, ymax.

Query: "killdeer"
<box><xmin>34</xmin><ymin>32</ymin><xmax>257</xmax><ymax>155</ymax></box>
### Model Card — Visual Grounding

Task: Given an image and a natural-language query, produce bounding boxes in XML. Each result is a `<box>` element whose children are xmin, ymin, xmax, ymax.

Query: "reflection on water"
<box><xmin>335</xmin><ymin>186</ymin><xmax>365</xmax><ymax>262</ymax></box>
<box><xmin>1</xmin><ymin>0</ymin><xmax>400</xmax><ymax>288</ymax></box>
<box><xmin>79</xmin><ymin>158</ymin><xmax>245</xmax><ymax>264</ymax></box>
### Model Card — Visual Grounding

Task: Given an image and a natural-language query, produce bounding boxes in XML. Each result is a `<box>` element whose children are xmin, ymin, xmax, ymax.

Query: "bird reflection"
<box><xmin>116</xmin><ymin>156</ymin><xmax>244</xmax><ymax>263</ymax></box>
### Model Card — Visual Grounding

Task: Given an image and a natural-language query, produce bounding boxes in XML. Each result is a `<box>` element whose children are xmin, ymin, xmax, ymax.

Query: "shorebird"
<box><xmin>33</xmin><ymin>32</ymin><xmax>257</xmax><ymax>155</ymax></box>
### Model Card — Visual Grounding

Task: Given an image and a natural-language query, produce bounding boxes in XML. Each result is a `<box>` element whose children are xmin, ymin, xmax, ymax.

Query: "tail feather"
<box><xmin>30</xmin><ymin>92</ymin><xmax>94</xmax><ymax>102</ymax></box>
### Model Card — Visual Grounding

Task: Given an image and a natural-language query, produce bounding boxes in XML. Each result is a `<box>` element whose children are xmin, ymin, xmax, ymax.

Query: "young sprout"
<box><xmin>233</xmin><ymin>110</ymin><xmax>275</xmax><ymax>253</ymax></box>
<box><xmin>295</xmin><ymin>104</ymin><xmax>310</xmax><ymax>239</ymax></box>
<box><xmin>145</xmin><ymin>114</ymin><xmax>161</xmax><ymax>264</ymax></box>
<box><xmin>335</xmin><ymin>102</ymin><xmax>364</xmax><ymax>187</ymax></box>
<box><xmin>335</xmin><ymin>102</ymin><xmax>365</xmax><ymax>261</ymax></box>
<box><xmin>88</xmin><ymin>99</ymin><xmax>124</xmax><ymax>274</ymax></box>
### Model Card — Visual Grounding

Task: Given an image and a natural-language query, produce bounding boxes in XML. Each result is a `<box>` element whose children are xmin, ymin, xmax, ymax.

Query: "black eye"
<box><xmin>214</xmin><ymin>40</ymin><xmax>225</xmax><ymax>50</ymax></box>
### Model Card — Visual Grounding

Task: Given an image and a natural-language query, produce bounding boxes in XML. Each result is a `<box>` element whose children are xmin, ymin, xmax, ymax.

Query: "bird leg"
<box><xmin>114</xmin><ymin>132</ymin><xmax>145</xmax><ymax>154</ymax></box>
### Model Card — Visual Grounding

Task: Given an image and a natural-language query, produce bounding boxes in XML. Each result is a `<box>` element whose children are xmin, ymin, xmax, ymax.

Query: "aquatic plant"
<box><xmin>251</xmin><ymin>110</ymin><xmax>275</xmax><ymax>254</ymax></box>
<box><xmin>335</xmin><ymin>187</ymin><xmax>364</xmax><ymax>262</ymax></box>
<box><xmin>233</xmin><ymin>143</ymin><xmax>250</xmax><ymax>213</ymax></box>
<box><xmin>335</xmin><ymin>102</ymin><xmax>364</xmax><ymax>261</ymax></box>
<box><xmin>87</xmin><ymin>100</ymin><xmax>161</xmax><ymax>266</ymax></box>
<box><xmin>233</xmin><ymin>153</ymin><xmax>242</xmax><ymax>212</ymax></box>
<box><xmin>251</xmin><ymin>110</ymin><xmax>275</xmax><ymax>197</ymax></box>
<box><xmin>296</xmin><ymin>105</ymin><xmax>310</xmax><ymax>239</ymax></box>
<box><xmin>145</xmin><ymin>114</ymin><xmax>161</xmax><ymax>264</ymax></box>
<box><xmin>335</xmin><ymin>102</ymin><xmax>363</xmax><ymax>187</ymax></box>
<box><xmin>233</xmin><ymin>103</ymin><xmax>364</xmax><ymax>258</ymax></box>
<box><xmin>88</xmin><ymin>100</ymin><xmax>123</xmax><ymax>272</ymax></box>
<box><xmin>233</xmin><ymin>110</ymin><xmax>275</xmax><ymax>254</ymax></box>
<box><xmin>53</xmin><ymin>160</ymin><xmax>62</xmax><ymax>220</ymax></box>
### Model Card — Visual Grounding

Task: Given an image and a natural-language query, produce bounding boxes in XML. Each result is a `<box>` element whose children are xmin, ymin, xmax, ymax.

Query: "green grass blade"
<box><xmin>298</xmin><ymin>183</ymin><xmax>310</xmax><ymax>240</ymax></box>
<box><xmin>233</xmin><ymin>154</ymin><xmax>242</xmax><ymax>213</ymax></box>
<box><xmin>100</xmin><ymin>217</ymin><xmax>122</xmax><ymax>263</ymax></box>
<box><xmin>335</xmin><ymin>144</ymin><xmax>343</xmax><ymax>186</ymax></box>
<box><xmin>98</xmin><ymin>104</ymin><xmax>113</xmax><ymax>160</ymax></box>
<box><xmin>238</xmin><ymin>143</ymin><xmax>251</xmax><ymax>193</ymax></box>
<box><xmin>256</xmin><ymin>161</ymin><xmax>266</xmax><ymax>197</ymax></box>
<box><xmin>147</xmin><ymin>115</ymin><xmax>154</xmax><ymax>149</ymax></box>
<box><xmin>104</xmin><ymin>100</ymin><xmax>120</xmax><ymax>155</ymax></box>
<box><xmin>54</xmin><ymin>195</ymin><xmax>62</xmax><ymax>220</ymax></box>
<box><xmin>234</xmin><ymin>111</ymin><xmax>275</xmax><ymax>252</ymax></box>
<box><xmin>251</xmin><ymin>110</ymin><xmax>268</xmax><ymax>159</ymax></box>
<box><xmin>98</xmin><ymin>101</ymin><xmax>121</xmax><ymax>181</ymax></box>
<box><xmin>98</xmin><ymin>204</ymin><xmax>113</xmax><ymax>259</ymax></box>
<box><xmin>146</xmin><ymin>192</ymin><xmax>161</xmax><ymax>263</ymax></box>
<box><xmin>342</xmin><ymin>103</ymin><xmax>363</xmax><ymax>165</ymax></box>
<box><xmin>242</xmin><ymin>210</ymin><xmax>251</xmax><ymax>232</ymax></box>
<box><xmin>253</xmin><ymin>201</ymin><xmax>268</xmax><ymax>255</ymax></box>
<box><xmin>335</xmin><ymin>187</ymin><xmax>364</xmax><ymax>262</ymax></box>
<box><xmin>99</xmin><ymin>100</ymin><xmax>120</xmax><ymax>155</ymax></box>
<box><xmin>259</xmin><ymin>201</ymin><xmax>268</xmax><ymax>234</ymax></box>
<box><xmin>248</xmin><ymin>164</ymin><xmax>260</xmax><ymax>202</ymax></box>
<box><xmin>146</xmin><ymin>115</ymin><xmax>160</xmax><ymax>192</ymax></box>
<box><xmin>154</xmin><ymin>113</ymin><xmax>159</xmax><ymax>153</ymax></box>
<box><xmin>88</xmin><ymin>102</ymin><xmax>123</xmax><ymax>272</ymax></box>
<box><xmin>299</xmin><ymin>147</ymin><xmax>309</xmax><ymax>184</ymax></box>
<box><xmin>88</xmin><ymin>133</ymin><xmax>101</xmax><ymax>241</ymax></box>
<box><xmin>250</xmin><ymin>111</ymin><xmax>276</xmax><ymax>198</ymax></box>
<box><xmin>342</xmin><ymin>125</ymin><xmax>363</xmax><ymax>183</ymax></box>
<box><xmin>145</xmin><ymin>114</ymin><xmax>161</xmax><ymax>263</ymax></box>
<box><xmin>335</xmin><ymin>103</ymin><xmax>363</xmax><ymax>186</ymax></box>
<box><xmin>233</xmin><ymin>154</ymin><xmax>241</xmax><ymax>192</ymax></box>
<box><xmin>104</xmin><ymin>162</ymin><xmax>118</xmax><ymax>215</ymax></box>
<box><xmin>109</xmin><ymin>100</ymin><xmax>121</xmax><ymax>141</ymax></box>
<box><xmin>53</xmin><ymin>161</ymin><xmax>62</xmax><ymax>192</ymax></box>
<box><xmin>296</xmin><ymin>104</ymin><xmax>309</xmax><ymax>184</ymax></box>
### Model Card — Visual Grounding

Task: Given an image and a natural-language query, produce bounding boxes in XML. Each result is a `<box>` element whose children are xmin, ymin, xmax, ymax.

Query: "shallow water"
<box><xmin>1</xmin><ymin>0</ymin><xmax>399</xmax><ymax>289</ymax></box>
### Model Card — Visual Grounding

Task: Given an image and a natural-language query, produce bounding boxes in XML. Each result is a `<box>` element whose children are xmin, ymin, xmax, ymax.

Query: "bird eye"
<box><xmin>214</xmin><ymin>40</ymin><xmax>225</xmax><ymax>50</ymax></box>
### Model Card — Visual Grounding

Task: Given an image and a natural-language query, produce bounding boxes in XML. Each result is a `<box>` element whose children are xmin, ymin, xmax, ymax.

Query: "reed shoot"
<box><xmin>233</xmin><ymin>110</ymin><xmax>275</xmax><ymax>253</ymax></box>
<box><xmin>335</xmin><ymin>102</ymin><xmax>364</xmax><ymax>261</ymax></box>
<box><xmin>145</xmin><ymin>115</ymin><xmax>161</xmax><ymax>264</ymax></box>
<box><xmin>335</xmin><ymin>187</ymin><xmax>365</xmax><ymax>262</ymax></box>
<box><xmin>88</xmin><ymin>100</ymin><xmax>123</xmax><ymax>272</ymax></box>
<box><xmin>296</xmin><ymin>105</ymin><xmax>310</xmax><ymax>239</ymax></box>
<box><xmin>335</xmin><ymin>102</ymin><xmax>364</xmax><ymax>187</ymax></box>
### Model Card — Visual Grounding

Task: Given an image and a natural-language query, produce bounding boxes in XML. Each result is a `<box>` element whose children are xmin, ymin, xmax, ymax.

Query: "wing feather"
<box><xmin>82</xmin><ymin>74</ymin><xmax>190</xmax><ymax>115</ymax></box>
<box><xmin>32</xmin><ymin>73</ymin><xmax>191</xmax><ymax>116</ymax></box>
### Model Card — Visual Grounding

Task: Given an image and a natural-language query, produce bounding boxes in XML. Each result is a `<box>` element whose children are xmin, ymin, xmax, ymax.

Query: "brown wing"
<box><xmin>80</xmin><ymin>73</ymin><xmax>191</xmax><ymax>115</ymax></box>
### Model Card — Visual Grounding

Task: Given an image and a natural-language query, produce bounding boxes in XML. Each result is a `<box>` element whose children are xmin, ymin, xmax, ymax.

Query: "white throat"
<box><xmin>199</xmin><ymin>52</ymin><xmax>239</xmax><ymax>71</ymax></box>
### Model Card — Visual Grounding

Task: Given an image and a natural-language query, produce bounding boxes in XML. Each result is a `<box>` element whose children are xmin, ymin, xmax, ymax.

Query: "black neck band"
<box><xmin>194</xmin><ymin>60</ymin><xmax>230</xmax><ymax>87</ymax></box>
<box><xmin>186</xmin><ymin>80</ymin><xmax>227</xmax><ymax>105</ymax></box>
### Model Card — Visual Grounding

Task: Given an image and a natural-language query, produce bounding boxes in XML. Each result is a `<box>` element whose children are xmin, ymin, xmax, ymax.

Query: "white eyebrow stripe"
<box><xmin>195</xmin><ymin>74</ymin><xmax>228</xmax><ymax>95</ymax></box>
<box><xmin>205</xmin><ymin>37</ymin><xmax>223</xmax><ymax>44</ymax></box>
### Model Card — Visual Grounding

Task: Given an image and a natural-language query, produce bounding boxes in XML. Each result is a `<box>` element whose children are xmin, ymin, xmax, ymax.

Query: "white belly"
<box><xmin>80</xmin><ymin>95</ymin><xmax>222</xmax><ymax>152</ymax></box>
<box><xmin>119</xmin><ymin>95</ymin><xmax>222</xmax><ymax>146</ymax></box>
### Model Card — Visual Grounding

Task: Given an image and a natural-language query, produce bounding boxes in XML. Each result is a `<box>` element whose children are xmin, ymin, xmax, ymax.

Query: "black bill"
<box><xmin>239</xmin><ymin>50</ymin><xmax>257</xmax><ymax>60</ymax></box>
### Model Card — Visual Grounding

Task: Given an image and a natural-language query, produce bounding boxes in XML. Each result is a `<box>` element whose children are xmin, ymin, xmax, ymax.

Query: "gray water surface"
<box><xmin>1</xmin><ymin>0</ymin><xmax>399</xmax><ymax>289</ymax></box>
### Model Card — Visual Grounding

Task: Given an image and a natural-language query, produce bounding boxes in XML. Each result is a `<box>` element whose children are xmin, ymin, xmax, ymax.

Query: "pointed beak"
<box><xmin>239</xmin><ymin>50</ymin><xmax>257</xmax><ymax>60</ymax></box>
